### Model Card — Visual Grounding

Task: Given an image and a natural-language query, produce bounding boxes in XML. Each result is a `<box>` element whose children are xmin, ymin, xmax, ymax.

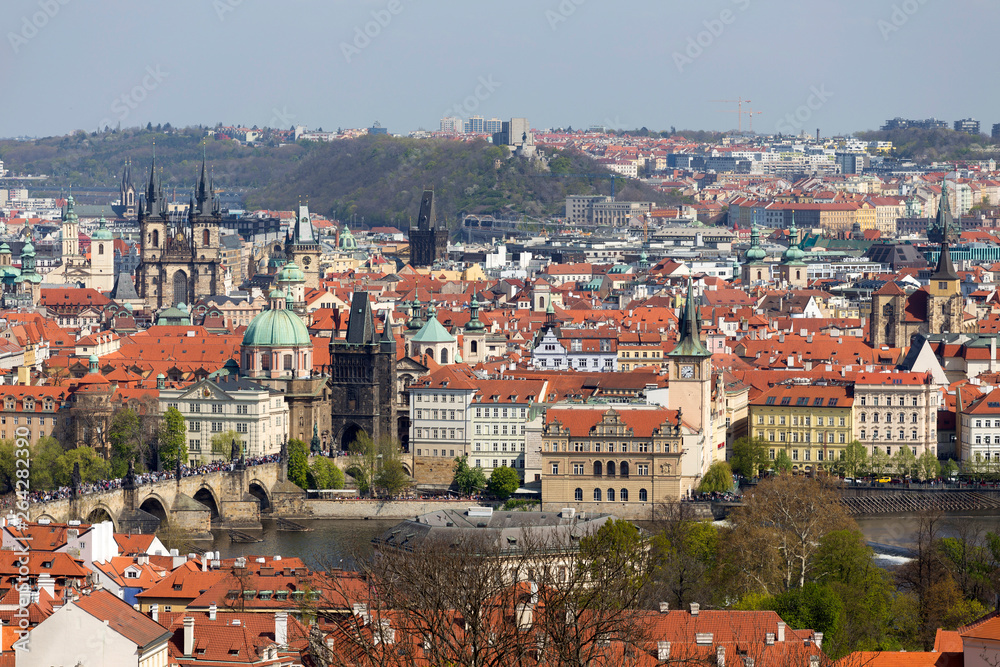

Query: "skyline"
<box><xmin>2</xmin><ymin>0</ymin><xmax>996</xmax><ymax>138</ymax></box>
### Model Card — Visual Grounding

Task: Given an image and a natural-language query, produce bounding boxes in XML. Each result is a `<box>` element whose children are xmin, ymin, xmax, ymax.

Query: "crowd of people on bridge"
<box><xmin>0</xmin><ymin>454</ymin><xmax>282</xmax><ymax>508</ymax></box>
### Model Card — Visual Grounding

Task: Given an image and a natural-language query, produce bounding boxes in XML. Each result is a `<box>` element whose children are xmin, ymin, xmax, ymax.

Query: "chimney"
<box><xmin>777</xmin><ymin>621</ymin><xmax>786</xmax><ymax>642</ymax></box>
<box><xmin>275</xmin><ymin>611</ymin><xmax>288</xmax><ymax>646</ymax></box>
<box><xmin>202</xmin><ymin>555</ymin><xmax>208</xmax><ymax>572</ymax></box>
<box><xmin>183</xmin><ymin>617</ymin><xmax>195</xmax><ymax>656</ymax></box>
<box><xmin>150</xmin><ymin>604</ymin><xmax>159</xmax><ymax>622</ymax></box>
<box><xmin>659</xmin><ymin>601</ymin><xmax>670</xmax><ymax>613</ymax></box>
<box><xmin>765</xmin><ymin>633</ymin><xmax>775</xmax><ymax>645</ymax></box>
<box><xmin>717</xmin><ymin>645</ymin><xmax>726</xmax><ymax>667</ymax></box>
<box><xmin>690</xmin><ymin>602</ymin><xmax>700</xmax><ymax>616</ymax></box>
<box><xmin>810</xmin><ymin>656</ymin><xmax>820</xmax><ymax>667</ymax></box>
<box><xmin>814</xmin><ymin>632</ymin><xmax>823</xmax><ymax>649</ymax></box>
<box><xmin>209</xmin><ymin>604</ymin><xmax>217</xmax><ymax>621</ymax></box>
<box><xmin>657</xmin><ymin>641</ymin><xmax>671</xmax><ymax>660</ymax></box>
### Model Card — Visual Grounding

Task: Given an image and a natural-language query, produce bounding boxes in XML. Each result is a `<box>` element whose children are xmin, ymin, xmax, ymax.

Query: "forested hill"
<box><xmin>856</xmin><ymin>127</ymin><xmax>1000</xmax><ymax>162</ymax></box>
<box><xmin>0</xmin><ymin>128</ymin><xmax>683</xmax><ymax>226</ymax></box>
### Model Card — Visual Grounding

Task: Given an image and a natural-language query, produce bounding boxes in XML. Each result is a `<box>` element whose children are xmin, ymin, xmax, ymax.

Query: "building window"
<box><xmin>551</xmin><ymin>463</ymin><xmax>559</xmax><ymax>475</ymax></box>
<box><xmin>573</xmin><ymin>463</ymin><xmax>584</xmax><ymax>475</ymax></box>
<box><xmin>607</xmin><ymin>488</ymin><xmax>615</xmax><ymax>502</ymax></box>
<box><xmin>574</xmin><ymin>488</ymin><xmax>582</xmax><ymax>501</ymax></box>
<box><xmin>594</xmin><ymin>488</ymin><xmax>602</xmax><ymax>501</ymax></box>
<box><xmin>620</xmin><ymin>488</ymin><xmax>629</xmax><ymax>502</ymax></box>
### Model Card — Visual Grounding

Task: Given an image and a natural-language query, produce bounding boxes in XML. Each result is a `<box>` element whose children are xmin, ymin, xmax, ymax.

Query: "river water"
<box><xmin>189</xmin><ymin>511</ymin><xmax>1000</xmax><ymax>572</ymax></box>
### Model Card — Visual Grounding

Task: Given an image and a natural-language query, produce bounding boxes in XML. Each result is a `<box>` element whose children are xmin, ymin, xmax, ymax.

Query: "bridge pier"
<box><xmin>218</xmin><ymin>466</ymin><xmax>263</xmax><ymax>530</ymax></box>
<box><xmin>171</xmin><ymin>493</ymin><xmax>213</xmax><ymax>540</ymax></box>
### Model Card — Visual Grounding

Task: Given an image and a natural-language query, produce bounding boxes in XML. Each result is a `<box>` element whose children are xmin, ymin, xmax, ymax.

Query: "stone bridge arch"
<box><xmin>85</xmin><ymin>504</ymin><xmax>118</xmax><ymax>531</ymax></box>
<box><xmin>138</xmin><ymin>494</ymin><xmax>171</xmax><ymax>526</ymax></box>
<box><xmin>247</xmin><ymin>480</ymin><xmax>272</xmax><ymax>513</ymax></box>
<box><xmin>192</xmin><ymin>485</ymin><xmax>221</xmax><ymax>521</ymax></box>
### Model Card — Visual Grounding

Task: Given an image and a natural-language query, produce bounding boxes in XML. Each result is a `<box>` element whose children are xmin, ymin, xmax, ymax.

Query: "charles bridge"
<box><xmin>27</xmin><ymin>461</ymin><xmax>307</xmax><ymax>539</ymax></box>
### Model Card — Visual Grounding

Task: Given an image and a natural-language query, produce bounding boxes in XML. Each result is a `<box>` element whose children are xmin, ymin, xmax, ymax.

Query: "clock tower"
<box><xmin>667</xmin><ymin>279</ymin><xmax>713</xmax><ymax>434</ymax></box>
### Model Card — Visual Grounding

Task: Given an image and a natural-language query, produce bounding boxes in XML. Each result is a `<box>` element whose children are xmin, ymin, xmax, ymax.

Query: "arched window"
<box><xmin>639</xmin><ymin>488</ymin><xmax>648</xmax><ymax>502</ymax></box>
<box><xmin>607</xmin><ymin>461</ymin><xmax>616</xmax><ymax>477</ymax></box>
<box><xmin>796</xmin><ymin>270</ymin><xmax>801</xmax><ymax>280</ymax></box>
<box><xmin>620</xmin><ymin>488</ymin><xmax>629</xmax><ymax>502</ymax></box>
<box><xmin>620</xmin><ymin>462</ymin><xmax>629</xmax><ymax>478</ymax></box>
<box><xmin>593</xmin><ymin>488</ymin><xmax>602</xmax><ymax>502</ymax></box>
<box><xmin>574</xmin><ymin>488</ymin><xmax>582</xmax><ymax>502</ymax></box>
<box><xmin>261</xmin><ymin>354</ymin><xmax>270</xmax><ymax>371</ymax></box>
<box><xmin>440</xmin><ymin>348</ymin><xmax>449</xmax><ymax>364</ymax></box>
<box><xmin>912</xmin><ymin>412</ymin><xmax>918</xmax><ymax>423</ymax></box>
<box><xmin>98</xmin><ymin>243</ymin><xmax>104</xmax><ymax>255</ymax></box>
<box><xmin>283</xmin><ymin>354</ymin><xmax>293</xmax><ymax>371</ymax></box>
<box><xmin>593</xmin><ymin>461</ymin><xmax>602</xmax><ymax>477</ymax></box>
<box><xmin>757</xmin><ymin>270</ymin><xmax>762</xmax><ymax>280</ymax></box>
<box><xmin>898</xmin><ymin>412</ymin><xmax>905</xmax><ymax>423</ymax></box>
<box><xmin>203</xmin><ymin>229</ymin><xmax>210</xmax><ymax>246</ymax></box>
<box><xmin>873</xmin><ymin>413</ymin><xmax>879</xmax><ymax>423</ymax></box>
<box><xmin>470</xmin><ymin>340</ymin><xmax>478</xmax><ymax>354</ymax></box>
<box><xmin>607</xmin><ymin>488</ymin><xmax>615</xmax><ymax>502</ymax></box>
<box><xmin>152</xmin><ymin>230</ymin><xmax>159</xmax><ymax>247</ymax></box>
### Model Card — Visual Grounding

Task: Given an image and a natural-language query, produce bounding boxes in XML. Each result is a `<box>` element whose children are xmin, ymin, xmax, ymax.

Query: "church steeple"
<box><xmin>668</xmin><ymin>279</ymin><xmax>710</xmax><ymax>358</ymax></box>
<box><xmin>930</xmin><ymin>183</ymin><xmax>960</xmax><ymax>291</ymax></box>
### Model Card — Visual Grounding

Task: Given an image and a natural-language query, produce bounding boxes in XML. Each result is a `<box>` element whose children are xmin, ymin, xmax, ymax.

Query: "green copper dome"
<box><xmin>277</xmin><ymin>260</ymin><xmax>305</xmax><ymax>283</ymax></box>
<box><xmin>782</xmin><ymin>219</ymin><xmax>806</xmax><ymax>264</ymax></box>
<box><xmin>92</xmin><ymin>217</ymin><xmax>113</xmax><ymax>241</ymax></box>
<box><xmin>242</xmin><ymin>307</ymin><xmax>311</xmax><ymax>347</ymax></box>
<box><xmin>745</xmin><ymin>225</ymin><xmax>767</xmax><ymax>262</ymax></box>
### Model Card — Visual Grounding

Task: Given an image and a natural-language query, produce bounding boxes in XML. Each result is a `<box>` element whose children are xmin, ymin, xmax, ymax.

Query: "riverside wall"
<box><xmin>301</xmin><ymin>499</ymin><xmax>482</xmax><ymax>519</ymax></box>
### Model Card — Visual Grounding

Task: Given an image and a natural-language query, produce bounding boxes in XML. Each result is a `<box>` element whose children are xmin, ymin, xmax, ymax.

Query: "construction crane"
<box><xmin>712</xmin><ymin>98</ymin><xmax>753</xmax><ymax>133</ymax></box>
<box><xmin>745</xmin><ymin>107</ymin><xmax>763</xmax><ymax>133</ymax></box>
<box><xmin>552</xmin><ymin>172</ymin><xmax>620</xmax><ymax>198</ymax></box>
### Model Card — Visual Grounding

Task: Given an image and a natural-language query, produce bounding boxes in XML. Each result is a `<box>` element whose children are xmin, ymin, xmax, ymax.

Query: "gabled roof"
<box><xmin>73</xmin><ymin>589</ymin><xmax>172</xmax><ymax>650</ymax></box>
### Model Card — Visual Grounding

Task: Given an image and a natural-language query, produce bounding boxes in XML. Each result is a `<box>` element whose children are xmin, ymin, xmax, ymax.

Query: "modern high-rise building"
<box><xmin>835</xmin><ymin>151</ymin><xmax>869</xmax><ymax>175</ymax></box>
<box><xmin>492</xmin><ymin>118</ymin><xmax>533</xmax><ymax>147</ymax></box>
<box><xmin>439</xmin><ymin>117</ymin><xmax>463</xmax><ymax>133</ymax></box>
<box><xmin>463</xmin><ymin>116</ymin><xmax>485</xmax><ymax>134</ymax></box>
<box><xmin>992</xmin><ymin>123</ymin><xmax>1000</xmax><ymax>140</ymax></box>
<box><xmin>954</xmin><ymin>118</ymin><xmax>980</xmax><ymax>135</ymax></box>
<box><xmin>484</xmin><ymin>117</ymin><xmax>503</xmax><ymax>134</ymax></box>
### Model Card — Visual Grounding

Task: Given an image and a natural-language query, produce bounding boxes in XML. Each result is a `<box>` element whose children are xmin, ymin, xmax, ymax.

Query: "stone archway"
<box><xmin>86</xmin><ymin>505</ymin><xmax>117</xmax><ymax>531</ymax></box>
<box><xmin>139</xmin><ymin>496</ymin><xmax>169</xmax><ymax>526</ymax></box>
<box><xmin>193</xmin><ymin>487</ymin><xmax>221</xmax><ymax>522</ymax></box>
<box><xmin>340</xmin><ymin>423</ymin><xmax>367</xmax><ymax>452</ymax></box>
<box><xmin>248</xmin><ymin>481</ymin><xmax>271</xmax><ymax>513</ymax></box>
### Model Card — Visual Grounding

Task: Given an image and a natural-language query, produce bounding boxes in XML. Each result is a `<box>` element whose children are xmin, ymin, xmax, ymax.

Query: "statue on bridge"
<box><xmin>123</xmin><ymin>458</ymin><xmax>137</xmax><ymax>491</ymax></box>
<box><xmin>175</xmin><ymin>453</ymin><xmax>182</xmax><ymax>481</ymax></box>
<box><xmin>70</xmin><ymin>462</ymin><xmax>82</xmax><ymax>498</ymax></box>
<box><xmin>232</xmin><ymin>437</ymin><xmax>245</xmax><ymax>471</ymax></box>
<box><xmin>310</xmin><ymin>423</ymin><xmax>321</xmax><ymax>454</ymax></box>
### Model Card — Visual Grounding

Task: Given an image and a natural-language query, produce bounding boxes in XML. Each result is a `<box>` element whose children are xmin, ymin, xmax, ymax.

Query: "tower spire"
<box><xmin>668</xmin><ymin>278</ymin><xmax>710</xmax><ymax>358</ymax></box>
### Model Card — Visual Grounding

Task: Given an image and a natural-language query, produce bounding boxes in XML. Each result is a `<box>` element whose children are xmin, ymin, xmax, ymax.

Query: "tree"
<box><xmin>730</xmin><ymin>437</ymin><xmax>768</xmax><ymax>479</ymax></box>
<box><xmin>722</xmin><ymin>474</ymin><xmax>853</xmax><ymax>595</ymax></box>
<box><xmin>917</xmin><ymin>450</ymin><xmax>941</xmax><ymax>482</ymax></box>
<box><xmin>649</xmin><ymin>502</ymin><xmax>720</xmax><ymax>610</ymax></box>
<box><xmin>892</xmin><ymin>446</ymin><xmax>918</xmax><ymax>479</ymax></box>
<box><xmin>869</xmin><ymin>446</ymin><xmax>890</xmax><ymax>477</ymax></box>
<box><xmin>210</xmin><ymin>429</ymin><xmax>244</xmax><ymax>459</ymax></box>
<box><xmin>346</xmin><ymin>433</ymin><xmax>406</xmax><ymax>498</ymax></box>
<box><xmin>54</xmin><ymin>446</ymin><xmax>110</xmax><ymax>487</ymax></box>
<box><xmin>108</xmin><ymin>408</ymin><xmax>143</xmax><ymax>478</ymax></box>
<box><xmin>157</xmin><ymin>407</ymin><xmax>187</xmax><ymax>469</ymax></box>
<box><xmin>840</xmin><ymin>440</ymin><xmax>868</xmax><ymax>479</ymax></box>
<box><xmin>773</xmin><ymin>449</ymin><xmax>793</xmax><ymax>473</ymax></box>
<box><xmin>698</xmin><ymin>461</ymin><xmax>733</xmax><ymax>494</ymax></box>
<box><xmin>287</xmin><ymin>438</ymin><xmax>309</xmax><ymax>490</ymax></box>
<box><xmin>375</xmin><ymin>458</ymin><xmax>411</xmax><ymax>497</ymax></box>
<box><xmin>486</xmin><ymin>466</ymin><xmax>520</xmax><ymax>500</ymax></box>
<box><xmin>942</xmin><ymin>458</ymin><xmax>959</xmax><ymax>481</ymax></box>
<box><xmin>453</xmin><ymin>455</ymin><xmax>486</xmax><ymax>495</ymax></box>
<box><xmin>308</xmin><ymin>457</ymin><xmax>344</xmax><ymax>490</ymax></box>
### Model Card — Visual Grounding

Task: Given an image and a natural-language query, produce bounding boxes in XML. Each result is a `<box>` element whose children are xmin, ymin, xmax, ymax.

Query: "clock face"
<box><xmin>679</xmin><ymin>365</ymin><xmax>695</xmax><ymax>379</ymax></box>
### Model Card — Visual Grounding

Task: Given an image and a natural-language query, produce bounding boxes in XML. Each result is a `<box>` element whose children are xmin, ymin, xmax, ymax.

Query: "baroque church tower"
<box><xmin>134</xmin><ymin>154</ymin><xmax>225</xmax><ymax>309</ymax></box>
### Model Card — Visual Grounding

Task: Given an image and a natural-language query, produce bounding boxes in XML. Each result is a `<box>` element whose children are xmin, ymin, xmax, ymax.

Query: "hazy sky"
<box><xmin>2</xmin><ymin>0</ymin><xmax>995</xmax><ymax>138</ymax></box>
